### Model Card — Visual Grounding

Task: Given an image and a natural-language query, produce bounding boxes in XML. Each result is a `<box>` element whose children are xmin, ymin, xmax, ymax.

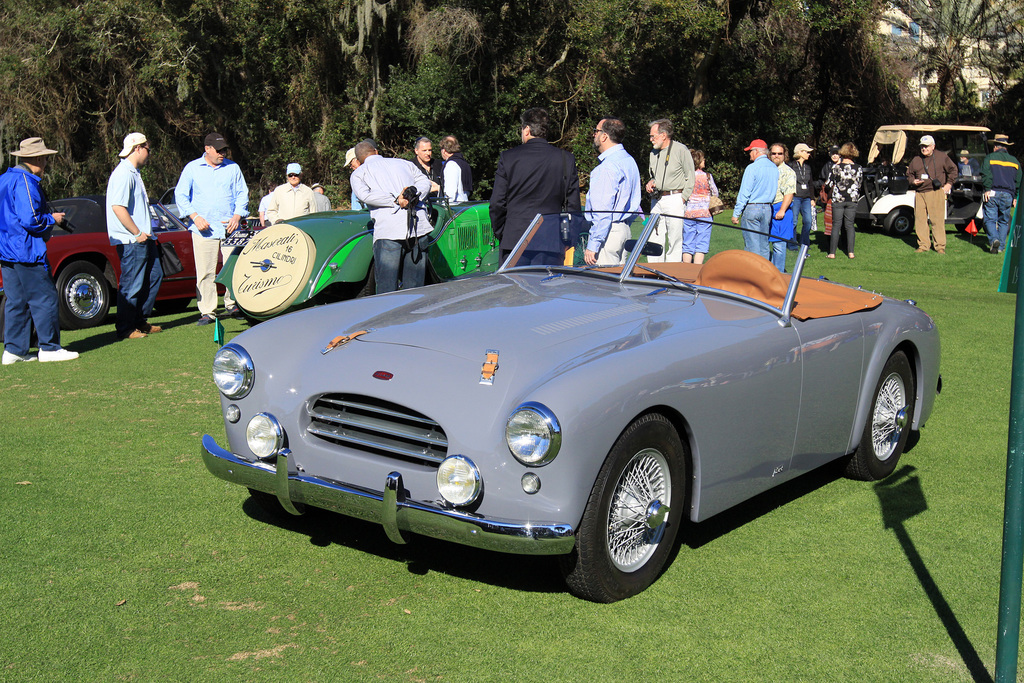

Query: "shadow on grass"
<box><xmin>62</xmin><ymin>310</ymin><xmax>200</xmax><ymax>353</ymax></box>
<box><xmin>682</xmin><ymin>459</ymin><xmax>846</xmax><ymax>550</ymax></box>
<box><xmin>240</xmin><ymin>496</ymin><xmax>565</xmax><ymax>596</ymax></box>
<box><xmin>875</xmin><ymin>466</ymin><xmax>993</xmax><ymax>683</ymax></box>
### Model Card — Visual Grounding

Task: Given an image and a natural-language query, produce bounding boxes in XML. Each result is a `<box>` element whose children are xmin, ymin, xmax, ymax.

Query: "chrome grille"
<box><xmin>306</xmin><ymin>394</ymin><xmax>448</xmax><ymax>465</ymax></box>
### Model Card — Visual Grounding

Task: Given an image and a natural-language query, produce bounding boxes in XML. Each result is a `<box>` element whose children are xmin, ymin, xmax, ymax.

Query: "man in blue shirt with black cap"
<box><xmin>174</xmin><ymin>132</ymin><xmax>249</xmax><ymax>324</ymax></box>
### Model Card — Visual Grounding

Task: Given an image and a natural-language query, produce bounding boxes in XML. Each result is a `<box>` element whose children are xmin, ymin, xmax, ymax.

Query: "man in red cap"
<box><xmin>731</xmin><ymin>139</ymin><xmax>778</xmax><ymax>260</ymax></box>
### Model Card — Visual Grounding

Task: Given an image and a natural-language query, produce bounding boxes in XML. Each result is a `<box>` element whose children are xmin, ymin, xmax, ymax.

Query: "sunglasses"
<box><xmin>287</xmin><ymin>173</ymin><xmax>300</xmax><ymax>178</ymax></box>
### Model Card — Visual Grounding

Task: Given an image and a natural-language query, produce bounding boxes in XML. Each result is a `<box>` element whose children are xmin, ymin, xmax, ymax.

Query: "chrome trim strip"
<box><xmin>318</xmin><ymin>397</ymin><xmax>439</xmax><ymax>427</ymax></box>
<box><xmin>304</xmin><ymin>426</ymin><xmax>446</xmax><ymax>463</ymax></box>
<box><xmin>201</xmin><ymin>435</ymin><xmax>576</xmax><ymax>555</ymax></box>
<box><xmin>308</xmin><ymin>408</ymin><xmax>447</xmax><ymax>447</ymax></box>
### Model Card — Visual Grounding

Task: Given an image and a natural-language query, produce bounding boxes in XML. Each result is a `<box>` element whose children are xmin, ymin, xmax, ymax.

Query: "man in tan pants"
<box><xmin>174</xmin><ymin>133</ymin><xmax>249</xmax><ymax>324</ymax></box>
<box><xmin>907</xmin><ymin>134</ymin><xmax>957</xmax><ymax>253</ymax></box>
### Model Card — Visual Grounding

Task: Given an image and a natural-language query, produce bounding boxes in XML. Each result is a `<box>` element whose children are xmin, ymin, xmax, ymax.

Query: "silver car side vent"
<box><xmin>306</xmin><ymin>394</ymin><xmax>448</xmax><ymax>465</ymax></box>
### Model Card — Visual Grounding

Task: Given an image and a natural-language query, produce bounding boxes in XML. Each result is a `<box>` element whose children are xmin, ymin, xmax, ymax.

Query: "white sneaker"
<box><xmin>2</xmin><ymin>350</ymin><xmax>37</xmax><ymax>365</ymax></box>
<box><xmin>38</xmin><ymin>348</ymin><xmax>79</xmax><ymax>363</ymax></box>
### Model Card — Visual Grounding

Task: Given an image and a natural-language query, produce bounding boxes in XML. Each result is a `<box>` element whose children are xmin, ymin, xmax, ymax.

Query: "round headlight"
<box><xmin>437</xmin><ymin>455</ymin><xmax>482</xmax><ymax>506</ymax></box>
<box><xmin>213</xmin><ymin>343</ymin><xmax>254</xmax><ymax>399</ymax></box>
<box><xmin>505</xmin><ymin>402</ymin><xmax>561</xmax><ymax>466</ymax></box>
<box><xmin>246</xmin><ymin>413</ymin><xmax>283</xmax><ymax>460</ymax></box>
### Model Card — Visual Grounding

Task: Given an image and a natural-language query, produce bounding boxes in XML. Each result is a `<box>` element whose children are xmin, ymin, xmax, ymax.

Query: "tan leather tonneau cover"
<box><xmin>625</xmin><ymin>251</ymin><xmax>883</xmax><ymax>320</ymax></box>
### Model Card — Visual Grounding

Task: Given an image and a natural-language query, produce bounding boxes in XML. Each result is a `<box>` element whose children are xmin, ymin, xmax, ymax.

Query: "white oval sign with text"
<box><xmin>231</xmin><ymin>223</ymin><xmax>316</xmax><ymax>316</ymax></box>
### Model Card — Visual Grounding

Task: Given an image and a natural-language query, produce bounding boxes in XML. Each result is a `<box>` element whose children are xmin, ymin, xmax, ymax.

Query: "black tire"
<box><xmin>247</xmin><ymin>488</ymin><xmax>305</xmax><ymax>516</ymax></box>
<box><xmin>883</xmin><ymin>208</ymin><xmax>914</xmax><ymax>236</ymax></box>
<box><xmin>55</xmin><ymin>260</ymin><xmax>110</xmax><ymax>329</ymax></box>
<box><xmin>355</xmin><ymin>266</ymin><xmax>376</xmax><ymax>298</ymax></box>
<box><xmin>846</xmin><ymin>351</ymin><xmax>915</xmax><ymax>481</ymax></box>
<box><xmin>560</xmin><ymin>413</ymin><xmax>687</xmax><ymax>602</ymax></box>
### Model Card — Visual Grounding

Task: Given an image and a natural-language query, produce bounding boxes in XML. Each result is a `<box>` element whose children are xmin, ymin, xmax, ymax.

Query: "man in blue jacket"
<box><xmin>0</xmin><ymin>138</ymin><xmax>79</xmax><ymax>364</ymax></box>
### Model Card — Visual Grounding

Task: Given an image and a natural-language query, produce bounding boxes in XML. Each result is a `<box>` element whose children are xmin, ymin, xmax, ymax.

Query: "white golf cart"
<box><xmin>856</xmin><ymin>124</ymin><xmax>990</xmax><ymax>235</ymax></box>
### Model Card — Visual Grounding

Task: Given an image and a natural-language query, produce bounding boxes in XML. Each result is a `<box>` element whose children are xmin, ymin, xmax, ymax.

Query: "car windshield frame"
<box><xmin>498</xmin><ymin>209</ymin><xmax>809</xmax><ymax>326</ymax></box>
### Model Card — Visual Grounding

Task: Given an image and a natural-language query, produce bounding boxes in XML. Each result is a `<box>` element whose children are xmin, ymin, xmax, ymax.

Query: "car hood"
<box><xmin>274</xmin><ymin>272</ymin><xmax>697</xmax><ymax>362</ymax></box>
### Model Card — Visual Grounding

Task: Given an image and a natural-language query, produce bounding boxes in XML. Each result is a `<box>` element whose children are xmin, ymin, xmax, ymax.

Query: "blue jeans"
<box><xmin>741</xmin><ymin>204</ymin><xmax>772</xmax><ymax>260</ymax></box>
<box><xmin>1</xmin><ymin>261</ymin><xmax>61</xmax><ymax>354</ymax></box>
<box><xmin>791</xmin><ymin>197</ymin><xmax>815</xmax><ymax>247</ymax></box>
<box><xmin>115</xmin><ymin>240</ymin><xmax>163</xmax><ymax>337</ymax></box>
<box><xmin>373</xmin><ymin>235</ymin><xmax>430</xmax><ymax>294</ymax></box>
<box><xmin>770</xmin><ymin>241</ymin><xmax>788</xmax><ymax>272</ymax></box>
<box><xmin>983</xmin><ymin>190</ymin><xmax>1014</xmax><ymax>248</ymax></box>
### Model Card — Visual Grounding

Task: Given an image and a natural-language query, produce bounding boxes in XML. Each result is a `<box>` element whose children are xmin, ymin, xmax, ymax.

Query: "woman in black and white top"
<box><xmin>826</xmin><ymin>142</ymin><xmax>863</xmax><ymax>259</ymax></box>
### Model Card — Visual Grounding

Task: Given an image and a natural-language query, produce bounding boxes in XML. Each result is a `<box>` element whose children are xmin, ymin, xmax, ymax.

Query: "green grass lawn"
<box><xmin>0</xmin><ymin>221</ymin><xmax>1018</xmax><ymax>681</ymax></box>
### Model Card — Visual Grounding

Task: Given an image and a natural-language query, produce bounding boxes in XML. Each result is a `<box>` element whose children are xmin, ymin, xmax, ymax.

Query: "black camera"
<box><xmin>932</xmin><ymin>178</ymin><xmax>942</xmax><ymax>190</ymax></box>
<box><xmin>400</xmin><ymin>186</ymin><xmax>420</xmax><ymax>204</ymax></box>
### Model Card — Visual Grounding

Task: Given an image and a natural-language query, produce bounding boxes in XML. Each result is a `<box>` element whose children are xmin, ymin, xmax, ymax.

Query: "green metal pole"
<box><xmin>996</xmin><ymin>204</ymin><xmax>1024</xmax><ymax>681</ymax></box>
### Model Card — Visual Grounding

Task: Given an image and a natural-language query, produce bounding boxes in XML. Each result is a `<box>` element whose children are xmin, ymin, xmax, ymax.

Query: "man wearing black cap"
<box><xmin>981</xmin><ymin>133</ymin><xmax>1021</xmax><ymax>254</ymax></box>
<box><xmin>174</xmin><ymin>132</ymin><xmax>249</xmax><ymax>324</ymax></box>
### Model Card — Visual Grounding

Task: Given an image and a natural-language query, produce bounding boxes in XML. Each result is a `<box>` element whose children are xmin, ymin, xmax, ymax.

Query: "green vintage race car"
<box><xmin>215</xmin><ymin>201</ymin><xmax>499</xmax><ymax>319</ymax></box>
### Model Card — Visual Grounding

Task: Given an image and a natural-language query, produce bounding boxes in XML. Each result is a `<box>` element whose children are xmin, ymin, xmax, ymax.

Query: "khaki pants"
<box><xmin>914</xmin><ymin>190</ymin><xmax>947</xmax><ymax>251</ymax></box>
<box><xmin>192</xmin><ymin>232</ymin><xmax>236</xmax><ymax>316</ymax></box>
<box><xmin>596</xmin><ymin>222</ymin><xmax>630</xmax><ymax>266</ymax></box>
<box><xmin>648</xmin><ymin>193</ymin><xmax>686</xmax><ymax>262</ymax></box>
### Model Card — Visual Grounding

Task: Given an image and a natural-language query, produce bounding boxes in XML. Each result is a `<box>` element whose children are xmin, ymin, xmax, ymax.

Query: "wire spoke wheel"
<box><xmin>871</xmin><ymin>371</ymin><xmax>907</xmax><ymax>462</ymax></box>
<box><xmin>846</xmin><ymin>351</ymin><xmax>915</xmax><ymax>481</ymax></box>
<box><xmin>606</xmin><ymin>448</ymin><xmax>670</xmax><ymax>572</ymax></box>
<box><xmin>561</xmin><ymin>413</ymin><xmax>686</xmax><ymax>602</ymax></box>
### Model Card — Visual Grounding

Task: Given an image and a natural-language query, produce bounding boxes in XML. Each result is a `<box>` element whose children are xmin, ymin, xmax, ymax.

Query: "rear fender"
<box><xmin>307</xmin><ymin>231</ymin><xmax>374</xmax><ymax>299</ymax></box>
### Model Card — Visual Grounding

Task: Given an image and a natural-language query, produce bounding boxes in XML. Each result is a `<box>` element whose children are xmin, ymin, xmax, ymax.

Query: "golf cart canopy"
<box><xmin>867</xmin><ymin>125</ymin><xmax>990</xmax><ymax>165</ymax></box>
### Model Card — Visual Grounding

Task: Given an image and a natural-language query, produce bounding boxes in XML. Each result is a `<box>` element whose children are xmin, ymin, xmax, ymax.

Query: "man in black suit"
<box><xmin>490</xmin><ymin>108</ymin><xmax>582</xmax><ymax>262</ymax></box>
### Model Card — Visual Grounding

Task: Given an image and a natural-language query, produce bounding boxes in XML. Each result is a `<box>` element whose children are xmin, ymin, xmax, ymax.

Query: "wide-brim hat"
<box><xmin>11</xmin><ymin>137</ymin><xmax>58</xmax><ymax>158</ymax></box>
<box><xmin>990</xmin><ymin>133</ymin><xmax>1014</xmax><ymax>146</ymax></box>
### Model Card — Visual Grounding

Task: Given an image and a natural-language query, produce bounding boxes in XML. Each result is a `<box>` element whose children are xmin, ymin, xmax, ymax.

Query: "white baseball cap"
<box><xmin>119</xmin><ymin>132</ymin><xmax>148</xmax><ymax>158</ymax></box>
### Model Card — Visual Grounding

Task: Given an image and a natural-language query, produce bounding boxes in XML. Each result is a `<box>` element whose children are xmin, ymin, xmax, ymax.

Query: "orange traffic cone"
<box><xmin>965</xmin><ymin>219</ymin><xmax>978</xmax><ymax>235</ymax></box>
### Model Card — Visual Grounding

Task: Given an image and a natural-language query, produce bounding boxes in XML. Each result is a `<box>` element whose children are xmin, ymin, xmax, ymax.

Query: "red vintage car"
<box><xmin>0</xmin><ymin>194</ymin><xmax>198</xmax><ymax>331</ymax></box>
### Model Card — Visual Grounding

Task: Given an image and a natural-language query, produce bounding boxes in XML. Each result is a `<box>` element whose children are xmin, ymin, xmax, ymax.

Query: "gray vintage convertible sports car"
<box><xmin>201</xmin><ymin>211</ymin><xmax>941</xmax><ymax>602</ymax></box>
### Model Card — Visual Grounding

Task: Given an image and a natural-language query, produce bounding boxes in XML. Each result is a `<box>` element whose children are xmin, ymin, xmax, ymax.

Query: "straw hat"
<box><xmin>10</xmin><ymin>137</ymin><xmax>58</xmax><ymax>158</ymax></box>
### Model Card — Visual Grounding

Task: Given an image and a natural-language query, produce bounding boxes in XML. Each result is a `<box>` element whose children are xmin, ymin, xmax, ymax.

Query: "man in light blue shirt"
<box><xmin>731</xmin><ymin>139</ymin><xmax>778</xmax><ymax>260</ymax></box>
<box><xmin>106</xmin><ymin>132</ymin><xmax>162</xmax><ymax>340</ymax></box>
<box><xmin>174</xmin><ymin>132</ymin><xmax>249</xmax><ymax>324</ymax></box>
<box><xmin>584</xmin><ymin>118</ymin><xmax>641</xmax><ymax>266</ymax></box>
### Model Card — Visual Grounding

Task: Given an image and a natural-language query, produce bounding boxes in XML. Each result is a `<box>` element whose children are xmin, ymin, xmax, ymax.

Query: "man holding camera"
<box><xmin>908</xmin><ymin>134</ymin><xmax>957</xmax><ymax>254</ymax></box>
<box><xmin>0</xmin><ymin>137</ymin><xmax>78</xmax><ymax>364</ymax></box>
<box><xmin>350</xmin><ymin>140</ymin><xmax>432</xmax><ymax>294</ymax></box>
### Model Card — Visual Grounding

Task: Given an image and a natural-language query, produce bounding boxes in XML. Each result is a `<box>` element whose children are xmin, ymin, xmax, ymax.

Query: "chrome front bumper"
<box><xmin>201</xmin><ymin>435</ymin><xmax>576</xmax><ymax>555</ymax></box>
